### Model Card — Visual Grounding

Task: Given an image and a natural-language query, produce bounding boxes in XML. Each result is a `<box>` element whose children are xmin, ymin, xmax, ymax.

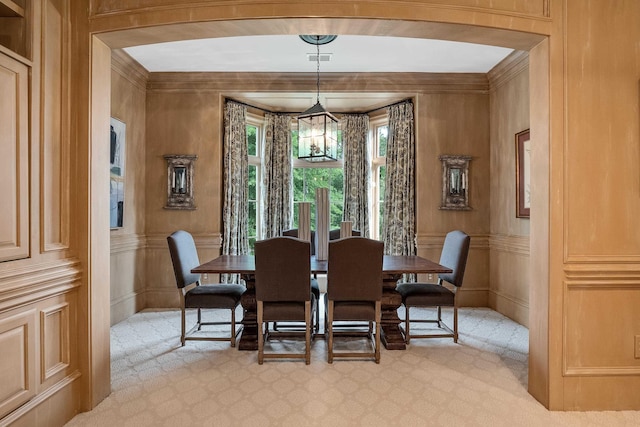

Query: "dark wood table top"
<box><xmin>193</xmin><ymin>254</ymin><xmax>451</xmax><ymax>275</ymax></box>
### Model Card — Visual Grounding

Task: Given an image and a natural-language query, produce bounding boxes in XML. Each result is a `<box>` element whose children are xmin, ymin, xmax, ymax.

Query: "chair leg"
<box><xmin>305</xmin><ymin>301</ymin><xmax>311</xmax><ymax>365</ymax></box>
<box><xmin>437</xmin><ymin>306</ymin><xmax>442</xmax><ymax>328</ymax></box>
<box><xmin>453</xmin><ymin>306</ymin><xmax>458</xmax><ymax>343</ymax></box>
<box><xmin>230</xmin><ymin>307</ymin><xmax>236</xmax><ymax>347</ymax></box>
<box><xmin>181</xmin><ymin>307</ymin><xmax>186</xmax><ymax>346</ymax></box>
<box><xmin>257</xmin><ymin>301</ymin><xmax>264</xmax><ymax>364</ymax></box>
<box><xmin>197</xmin><ymin>308</ymin><xmax>202</xmax><ymax>330</ymax></box>
<box><xmin>405</xmin><ymin>306</ymin><xmax>410</xmax><ymax>344</ymax></box>
<box><xmin>327</xmin><ymin>300</ymin><xmax>334</xmax><ymax>364</ymax></box>
<box><xmin>315</xmin><ymin>300</ymin><xmax>320</xmax><ymax>333</ymax></box>
<box><xmin>375</xmin><ymin>301</ymin><xmax>381</xmax><ymax>364</ymax></box>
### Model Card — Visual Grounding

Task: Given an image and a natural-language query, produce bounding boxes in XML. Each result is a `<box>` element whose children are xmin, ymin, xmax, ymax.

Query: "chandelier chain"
<box><xmin>316</xmin><ymin>39</ymin><xmax>320</xmax><ymax>104</ymax></box>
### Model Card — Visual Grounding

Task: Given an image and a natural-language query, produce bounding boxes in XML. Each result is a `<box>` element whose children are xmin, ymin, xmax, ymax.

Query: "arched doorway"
<box><xmin>84</xmin><ymin>10</ymin><xmax>551</xmax><ymax>410</ymax></box>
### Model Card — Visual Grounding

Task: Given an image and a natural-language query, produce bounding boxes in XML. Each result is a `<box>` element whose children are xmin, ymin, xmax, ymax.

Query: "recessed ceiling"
<box><xmin>124</xmin><ymin>35</ymin><xmax>513</xmax><ymax>73</ymax></box>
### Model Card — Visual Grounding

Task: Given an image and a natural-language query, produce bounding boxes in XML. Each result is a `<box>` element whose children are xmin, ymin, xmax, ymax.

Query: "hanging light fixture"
<box><xmin>297</xmin><ymin>35</ymin><xmax>339</xmax><ymax>162</ymax></box>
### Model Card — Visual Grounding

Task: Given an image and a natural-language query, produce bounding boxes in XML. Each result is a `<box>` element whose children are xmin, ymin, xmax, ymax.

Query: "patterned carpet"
<box><xmin>66</xmin><ymin>307</ymin><xmax>640</xmax><ymax>427</ymax></box>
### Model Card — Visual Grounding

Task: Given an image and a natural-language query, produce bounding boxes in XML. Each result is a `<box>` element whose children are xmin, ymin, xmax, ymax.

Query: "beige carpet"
<box><xmin>66</xmin><ymin>307</ymin><xmax>639</xmax><ymax>427</ymax></box>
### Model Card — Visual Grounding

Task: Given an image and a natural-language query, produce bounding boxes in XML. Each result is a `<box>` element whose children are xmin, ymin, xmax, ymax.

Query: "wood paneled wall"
<box><xmin>1</xmin><ymin>0</ymin><xmax>638</xmax><ymax>424</ymax></box>
<box><xmin>109</xmin><ymin>50</ymin><xmax>148</xmax><ymax>325</ymax></box>
<box><xmin>0</xmin><ymin>0</ymin><xmax>82</xmax><ymax>424</ymax></box>
<box><xmin>488</xmin><ymin>52</ymin><xmax>530</xmax><ymax>326</ymax></box>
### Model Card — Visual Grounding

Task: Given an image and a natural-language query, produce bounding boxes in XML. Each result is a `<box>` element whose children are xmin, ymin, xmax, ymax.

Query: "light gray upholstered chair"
<box><xmin>397</xmin><ymin>230</ymin><xmax>471</xmax><ymax>344</ymax></box>
<box><xmin>167</xmin><ymin>230</ymin><xmax>245</xmax><ymax>347</ymax></box>
<box><xmin>326</xmin><ymin>237</ymin><xmax>384</xmax><ymax>363</ymax></box>
<box><xmin>255</xmin><ymin>236</ymin><xmax>317</xmax><ymax>364</ymax></box>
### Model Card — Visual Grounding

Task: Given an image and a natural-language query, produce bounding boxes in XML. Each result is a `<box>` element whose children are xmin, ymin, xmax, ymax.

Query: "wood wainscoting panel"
<box><xmin>564</xmin><ymin>265</ymin><xmax>640</xmax><ymax>376</ymax></box>
<box><xmin>40</xmin><ymin>302</ymin><xmax>70</xmax><ymax>385</ymax></box>
<box><xmin>0</xmin><ymin>52</ymin><xmax>29</xmax><ymax>262</ymax></box>
<box><xmin>0</xmin><ymin>309</ymin><xmax>36</xmax><ymax>419</ymax></box>
<box><xmin>41</xmin><ymin>0</ymin><xmax>70</xmax><ymax>252</ymax></box>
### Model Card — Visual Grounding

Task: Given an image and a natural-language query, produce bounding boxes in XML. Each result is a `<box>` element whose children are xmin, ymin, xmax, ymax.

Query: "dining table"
<box><xmin>192</xmin><ymin>254</ymin><xmax>452</xmax><ymax>351</ymax></box>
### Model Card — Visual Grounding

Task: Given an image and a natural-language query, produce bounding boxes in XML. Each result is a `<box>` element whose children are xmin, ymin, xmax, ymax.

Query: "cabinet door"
<box><xmin>0</xmin><ymin>52</ymin><xmax>29</xmax><ymax>262</ymax></box>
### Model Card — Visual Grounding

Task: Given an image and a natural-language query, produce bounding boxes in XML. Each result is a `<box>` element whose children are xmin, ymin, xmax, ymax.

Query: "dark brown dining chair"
<box><xmin>167</xmin><ymin>230</ymin><xmax>245</xmax><ymax>347</ymax></box>
<box><xmin>255</xmin><ymin>236</ymin><xmax>316</xmax><ymax>364</ymax></box>
<box><xmin>329</xmin><ymin>229</ymin><xmax>361</xmax><ymax>240</ymax></box>
<box><xmin>326</xmin><ymin>237</ymin><xmax>384</xmax><ymax>363</ymax></box>
<box><xmin>281</xmin><ymin>228</ymin><xmax>320</xmax><ymax>332</ymax></box>
<box><xmin>397</xmin><ymin>230</ymin><xmax>471</xmax><ymax>344</ymax></box>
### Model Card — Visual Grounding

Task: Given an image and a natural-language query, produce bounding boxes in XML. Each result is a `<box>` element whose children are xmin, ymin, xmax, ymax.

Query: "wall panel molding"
<box><xmin>489</xmin><ymin>234</ymin><xmax>530</xmax><ymax>256</ymax></box>
<box><xmin>0</xmin><ymin>52</ymin><xmax>30</xmax><ymax>262</ymax></box>
<box><xmin>145</xmin><ymin>232</ymin><xmax>222</xmax><ymax>250</ymax></box>
<box><xmin>40</xmin><ymin>302</ymin><xmax>70</xmax><ymax>383</ymax></box>
<box><xmin>0</xmin><ymin>259</ymin><xmax>81</xmax><ymax>312</ymax></box>
<box><xmin>110</xmin><ymin>233</ymin><xmax>145</xmax><ymax>254</ymax></box>
<box><xmin>416</xmin><ymin>233</ymin><xmax>489</xmax><ymax>251</ymax></box>
<box><xmin>111</xmin><ymin>48</ymin><xmax>148</xmax><ymax>91</ymax></box>
<box><xmin>147</xmin><ymin>72</ymin><xmax>490</xmax><ymax>94</ymax></box>
<box><xmin>40</xmin><ymin>0</ymin><xmax>71</xmax><ymax>253</ymax></box>
<box><xmin>0</xmin><ymin>309</ymin><xmax>36</xmax><ymax>418</ymax></box>
<box><xmin>487</xmin><ymin>50</ymin><xmax>529</xmax><ymax>91</ymax></box>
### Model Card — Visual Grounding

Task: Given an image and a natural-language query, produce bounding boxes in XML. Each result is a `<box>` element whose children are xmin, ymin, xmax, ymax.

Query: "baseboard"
<box><xmin>488</xmin><ymin>290</ymin><xmax>529</xmax><ymax>327</ymax></box>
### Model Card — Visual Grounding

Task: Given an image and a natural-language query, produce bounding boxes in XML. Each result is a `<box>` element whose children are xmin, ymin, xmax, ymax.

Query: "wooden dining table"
<box><xmin>192</xmin><ymin>254</ymin><xmax>452</xmax><ymax>351</ymax></box>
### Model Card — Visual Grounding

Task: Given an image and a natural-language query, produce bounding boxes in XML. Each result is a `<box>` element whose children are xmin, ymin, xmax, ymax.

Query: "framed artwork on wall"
<box><xmin>110</xmin><ymin>117</ymin><xmax>126</xmax><ymax>228</ymax></box>
<box><xmin>516</xmin><ymin>129</ymin><xmax>531</xmax><ymax>218</ymax></box>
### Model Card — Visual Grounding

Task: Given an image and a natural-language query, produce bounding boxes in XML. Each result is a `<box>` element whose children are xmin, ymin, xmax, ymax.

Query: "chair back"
<box><xmin>438</xmin><ymin>230</ymin><xmax>471</xmax><ymax>287</ymax></box>
<box><xmin>282</xmin><ymin>228</ymin><xmax>316</xmax><ymax>256</ymax></box>
<box><xmin>329</xmin><ymin>229</ymin><xmax>361</xmax><ymax>240</ymax></box>
<box><xmin>167</xmin><ymin>230</ymin><xmax>201</xmax><ymax>289</ymax></box>
<box><xmin>327</xmin><ymin>237</ymin><xmax>383</xmax><ymax>301</ymax></box>
<box><xmin>255</xmin><ymin>236</ymin><xmax>312</xmax><ymax>302</ymax></box>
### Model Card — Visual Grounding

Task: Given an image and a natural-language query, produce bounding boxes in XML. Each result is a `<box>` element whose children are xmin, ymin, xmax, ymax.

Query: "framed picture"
<box><xmin>515</xmin><ymin>129</ymin><xmax>530</xmax><ymax>218</ymax></box>
<box><xmin>110</xmin><ymin>117</ymin><xmax>126</xmax><ymax>228</ymax></box>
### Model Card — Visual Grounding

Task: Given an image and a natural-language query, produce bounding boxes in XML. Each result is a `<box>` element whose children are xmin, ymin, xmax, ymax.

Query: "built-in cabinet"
<box><xmin>0</xmin><ymin>0</ymin><xmax>29</xmax><ymax>58</ymax></box>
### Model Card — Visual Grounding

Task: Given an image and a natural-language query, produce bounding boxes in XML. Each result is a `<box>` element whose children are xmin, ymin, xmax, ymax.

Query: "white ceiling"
<box><xmin>124</xmin><ymin>35</ymin><xmax>513</xmax><ymax>110</ymax></box>
<box><xmin>124</xmin><ymin>35</ymin><xmax>513</xmax><ymax>73</ymax></box>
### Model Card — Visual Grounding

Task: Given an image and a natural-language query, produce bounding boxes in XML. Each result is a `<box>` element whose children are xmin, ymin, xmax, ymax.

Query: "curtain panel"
<box><xmin>382</xmin><ymin>101</ymin><xmax>416</xmax><ymax>264</ymax></box>
<box><xmin>262</xmin><ymin>113</ymin><xmax>293</xmax><ymax>238</ymax></box>
<box><xmin>222</xmin><ymin>101</ymin><xmax>249</xmax><ymax>281</ymax></box>
<box><xmin>341</xmin><ymin>114</ymin><xmax>370</xmax><ymax>237</ymax></box>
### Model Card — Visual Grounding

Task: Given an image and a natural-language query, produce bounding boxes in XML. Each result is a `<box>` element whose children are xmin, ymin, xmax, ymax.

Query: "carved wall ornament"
<box><xmin>164</xmin><ymin>155</ymin><xmax>197</xmax><ymax>210</ymax></box>
<box><xmin>439</xmin><ymin>155</ymin><xmax>472</xmax><ymax>211</ymax></box>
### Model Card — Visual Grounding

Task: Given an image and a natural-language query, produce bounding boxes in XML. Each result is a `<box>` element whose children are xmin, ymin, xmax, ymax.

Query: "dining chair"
<box><xmin>167</xmin><ymin>230</ymin><xmax>245</xmax><ymax>347</ymax></box>
<box><xmin>281</xmin><ymin>228</ymin><xmax>320</xmax><ymax>332</ymax></box>
<box><xmin>328</xmin><ymin>229</ymin><xmax>361</xmax><ymax>240</ymax></box>
<box><xmin>397</xmin><ymin>230</ymin><xmax>471</xmax><ymax>344</ymax></box>
<box><xmin>254</xmin><ymin>236</ymin><xmax>317</xmax><ymax>364</ymax></box>
<box><xmin>326</xmin><ymin>237</ymin><xmax>384</xmax><ymax>363</ymax></box>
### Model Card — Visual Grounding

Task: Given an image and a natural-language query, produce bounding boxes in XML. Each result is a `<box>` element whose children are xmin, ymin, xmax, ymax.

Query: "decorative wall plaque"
<box><xmin>164</xmin><ymin>154</ymin><xmax>197</xmax><ymax>210</ymax></box>
<box><xmin>439</xmin><ymin>155</ymin><xmax>472</xmax><ymax>211</ymax></box>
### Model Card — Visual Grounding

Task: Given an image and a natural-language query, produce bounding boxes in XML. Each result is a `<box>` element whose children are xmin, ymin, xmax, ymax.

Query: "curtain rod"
<box><xmin>363</xmin><ymin>98</ymin><xmax>413</xmax><ymax>114</ymax></box>
<box><xmin>225</xmin><ymin>97</ymin><xmax>413</xmax><ymax>116</ymax></box>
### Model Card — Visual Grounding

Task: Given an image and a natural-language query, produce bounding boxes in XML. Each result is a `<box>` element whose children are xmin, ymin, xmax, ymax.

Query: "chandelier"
<box><xmin>297</xmin><ymin>35</ymin><xmax>339</xmax><ymax>162</ymax></box>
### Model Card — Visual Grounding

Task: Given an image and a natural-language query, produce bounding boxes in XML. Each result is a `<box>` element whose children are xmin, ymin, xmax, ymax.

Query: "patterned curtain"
<box><xmin>222</xmin><ymin>101</ymin><xmax>249</xmax><ymax>282</ymax></box>
<box><xmin>262</xmin><ymin>113</ymin><xmax>293</xmax><ymax>238</ymax></box>
<box><xmin>382</xmin><ymin>101</ymin><xmax>416</xmax><ymax>267</ymax></box>
<box><xmin>341</xmin><ymin>114</ymin><xmax>370</xmax><ymax>237</ymax></box>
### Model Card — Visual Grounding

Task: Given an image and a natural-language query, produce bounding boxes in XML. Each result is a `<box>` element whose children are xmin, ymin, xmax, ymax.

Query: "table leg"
<box><xmin>380</xmin><ymin>274</ymin><xmax>406</xmax><ymax>350</ymax></box>
<box><xmin>238</xmin><ymin>274</ymin><xmax>258</xmax><ymax>351</ymax></box>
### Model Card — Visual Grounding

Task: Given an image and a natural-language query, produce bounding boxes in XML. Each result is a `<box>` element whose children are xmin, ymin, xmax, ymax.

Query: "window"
<box><xmin>291</xmin><ymin>129</ymin><xmax>344</xmax><ymax>230</ymax></box>
<box><xmin>371</xmin><ymin>119</ymin><xmax>388</xmax><ymax>239</ymax></box>
<box><xmin>246</xmin><ymin>114</ymin><xmax>387</xmax><ymax>245</ymax></box>
<box><xmin>246</xmin><ymin>116</ymin><xmax>261</xmax><ymax>254</ymax></box>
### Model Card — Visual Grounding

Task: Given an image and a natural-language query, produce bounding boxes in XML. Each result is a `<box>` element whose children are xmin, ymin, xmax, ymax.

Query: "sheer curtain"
<box><xmin>222</xmin><ymin>101</ymin><xmax>249</xmax><ymax>282</ymax></box>
<box><xmin>341</xmin><ymin>114</ymin><xmax>370</xmax><ymax>236</ymax></box>
<box><xmin>382</xmin><ymin>101</ymin><xmax>416</xmax><ymax>266</ymax></box>
<box><xmin>262</xmin><ymin>113</ymin><xmax>293</xmax><ymax>238</ymax></box>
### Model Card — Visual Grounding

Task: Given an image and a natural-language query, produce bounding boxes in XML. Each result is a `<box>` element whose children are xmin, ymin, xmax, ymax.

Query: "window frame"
<box><xmin>370</xmin><ymin>116</ymin><xmax>388</xmax><ymax>240</ymax></box>
<box><xmin>246</xmin><ymin>113</ymin><xmax>262</xmax><ymax>250</ymax></box>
